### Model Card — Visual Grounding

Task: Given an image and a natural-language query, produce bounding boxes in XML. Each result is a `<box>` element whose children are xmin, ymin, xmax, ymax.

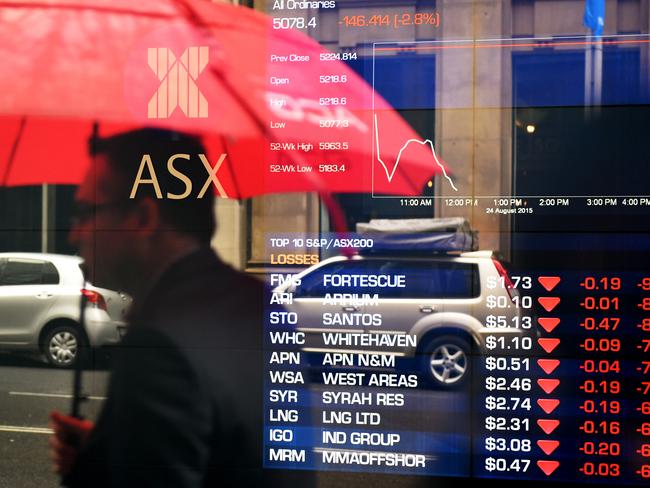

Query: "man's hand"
<box><xmin>49</xmin><ymin>411</ymin><xmax>94</xmax><ymax>476</ymax></box>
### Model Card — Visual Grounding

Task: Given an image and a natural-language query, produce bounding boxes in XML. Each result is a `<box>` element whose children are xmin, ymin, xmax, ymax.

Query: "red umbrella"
<box><xmin>0</xmin><ymin>0</ymin><xmax>448</xmax><ymax>196</ymax></box>
<box><xmin>0</xmin><ymin>0</ymin><xmax>451</xmax><ymax>424</ymax></box>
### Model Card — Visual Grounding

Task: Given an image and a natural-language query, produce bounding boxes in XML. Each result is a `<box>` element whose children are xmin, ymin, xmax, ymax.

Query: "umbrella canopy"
<box><xmin>0</xmin><ymin>0</ymin><xmax>454</xmax><ymax>425</ymax></box>
<box><xmin>0</xmin><ymin>0</ymin><xmax>447</xmax><ymax>197</ymax></box>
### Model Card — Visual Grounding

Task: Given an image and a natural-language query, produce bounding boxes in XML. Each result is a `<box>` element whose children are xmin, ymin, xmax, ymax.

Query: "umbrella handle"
<box><xmin>71</xmin><ymin>288</ymin><xmax>88</xmax><ymax>419</ymax></box>
<box><xmin>2</xmin><ymin>116</ymin><xmax>27</xmax><ymax>186</ymax></box>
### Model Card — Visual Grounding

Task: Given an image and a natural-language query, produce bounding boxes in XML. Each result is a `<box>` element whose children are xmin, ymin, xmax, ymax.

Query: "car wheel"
<box><xmin>420</xmin><ymin>335</ymin><xmax>470</xmax><ymax>389</ymax></box>
<box><xmin>44</xmin><ymin>325</ymin><xmax>81</xmax><ymax>367</ymax></box>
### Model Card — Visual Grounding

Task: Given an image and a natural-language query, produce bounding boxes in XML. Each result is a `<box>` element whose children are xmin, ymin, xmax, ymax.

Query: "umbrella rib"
<box><xmin>209</xmin><ymin>65</ymin><xmax>269</xmax><ymax>138</ymax></box>
<box><xmin>218</xmin><ymin>135</ymin><xmax>242</xmax><ymax>199</ymax></box>
<box><xmin>2</xmin><ymin>116</ymin><xmax>27</xmax><ymax>186</ymax></box>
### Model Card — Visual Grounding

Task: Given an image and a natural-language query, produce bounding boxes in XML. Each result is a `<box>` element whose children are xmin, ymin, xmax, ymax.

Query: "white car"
<box><xmin>274</xmin><ymin>251</ymin><xmax>534</xmax><ymax>388</ymax></box>
<box><xmin>0</xmin><ymin>253</ymin><xmax>131</xmax><ymax>367</ymax></box>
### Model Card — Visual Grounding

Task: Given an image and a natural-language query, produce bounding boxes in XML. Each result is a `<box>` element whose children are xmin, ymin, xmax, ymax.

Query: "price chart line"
<box><xmin>370</xmin><ymin>34</ymin><xmax>650</xmax><ymax>199</ymax></box>
<box><xmin>372</xmin><ymin>33</ymin><xmax>650</xmax><ymax>53</ymax></box>
<box><xmin>373</xmin><ymin>113</ymin><xmax>459</xmax><ymax>192</ymax></box>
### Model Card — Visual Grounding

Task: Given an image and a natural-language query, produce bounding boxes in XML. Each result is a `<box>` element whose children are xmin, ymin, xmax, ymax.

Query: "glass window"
<box><xmin>294</xmin><ymin>260</ymin><xmax>366</xmax><ymax>298</ymax></box>
<box><xmin>0</xmin><ymin>258</ymin><xmax>59</xmax><ymax>286</ymax></box>
<box><xmin>294</xmin><ymin>258</ymin><xmax>479</xmax><ymax>299</ymax></box>
<box><xmin>246</xmin><ymin>193</ymin><xmax>320</xmax><ymax>268</ymax></box>
<box><xmin>42</xmin><ymin>261</ymin><xmax>60</xmax><ymax>285</ymax></box>
<box><xmin>369</xmin><ymin>260</ymin><xmax>479</xmax><ymax>299</ymax></box>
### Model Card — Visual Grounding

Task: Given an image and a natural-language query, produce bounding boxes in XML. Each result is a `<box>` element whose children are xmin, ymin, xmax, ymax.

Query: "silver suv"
<box><xmin>0</xmin><ymin>253</ymin><xmax>130</xmax><ymax>367</ymax></box>
<box><xmin>274</xmin><ymin>251</ymin><xmax>531</xmax><ymax>388</ymax></box>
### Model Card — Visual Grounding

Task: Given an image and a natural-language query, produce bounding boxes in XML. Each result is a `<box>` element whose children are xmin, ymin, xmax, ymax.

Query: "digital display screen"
<box><xmin>259</xmin><ymin>1</ymin><xmax>650</xmax><ymax>486</ymax></box>
<box><xmin>2</xmin><ymin>1</ymin><xmax>650</xmax><ymax>486</ymax></box>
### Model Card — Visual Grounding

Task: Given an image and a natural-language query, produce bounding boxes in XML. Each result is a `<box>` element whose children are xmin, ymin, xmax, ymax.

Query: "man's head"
<box><xmin>69</xmin><ymin>128</ymin><xmax>216</xmax><ymax>294</ymax></box>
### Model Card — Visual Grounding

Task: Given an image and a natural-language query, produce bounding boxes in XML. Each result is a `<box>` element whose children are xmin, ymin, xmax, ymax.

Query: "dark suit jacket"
<box><xmin>63</xmin><ymin>247</ymin><xmax>303</xmax><ymax>487</ymax></box>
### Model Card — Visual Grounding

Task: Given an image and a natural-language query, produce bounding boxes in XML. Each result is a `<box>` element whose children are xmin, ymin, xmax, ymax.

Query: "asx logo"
<box><xmin>148</xmin><ymin>46</ymin><xmax>209</xmax><ymax>119</ymax></box>
<box><xmin>130</xmin><ymin>153</ymin><xmax>228</xmax><ymax>199</ymax></box>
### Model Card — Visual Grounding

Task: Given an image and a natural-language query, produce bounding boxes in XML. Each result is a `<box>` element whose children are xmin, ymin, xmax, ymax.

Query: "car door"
<box><xmin>0</xmin><ymin>258</ymin><xmax>60</xmax><ymax>344</ymax></box>
<box><xmin>435</xmin><ymin>259</ymin><xmax>482</xmax><ymax>320</ymax></box>
<box><xmin>363</xmin><ymin>258</ymin><xmax>451</xmax><ymax>355</ymax></box>
<box><xmin>289</xmin><ymin>258</ymin><xmax>369</xmax><ymax>354</ymax></box>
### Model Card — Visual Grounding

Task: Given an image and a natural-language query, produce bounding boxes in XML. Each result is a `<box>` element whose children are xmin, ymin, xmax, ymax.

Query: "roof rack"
<box><xmin>355</xmin><ymin>218</ymin><xmax>478</xmax><ymax>254</ymax></box>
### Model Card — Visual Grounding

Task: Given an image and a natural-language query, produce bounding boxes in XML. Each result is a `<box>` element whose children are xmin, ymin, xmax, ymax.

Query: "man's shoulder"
<box><xmin>163</xmin><ymin>251</ymin><xmax>266</xmax><ymax>314</ymax></box>
<box><xmin>141</xmin><ymin>247</ymin><xmax>265</xmax><ymax>308</ymax></box>
<box><xmin>133</xmin><ymin>247</ymin><xmax>269</xmax><ymax>349</ymax></box>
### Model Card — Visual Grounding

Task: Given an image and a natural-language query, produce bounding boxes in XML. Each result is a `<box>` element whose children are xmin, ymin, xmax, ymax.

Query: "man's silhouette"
<box><xmin>49</xmin><ymin>129</ymin><xmax>269</xmax><ymax>487</ymax></box>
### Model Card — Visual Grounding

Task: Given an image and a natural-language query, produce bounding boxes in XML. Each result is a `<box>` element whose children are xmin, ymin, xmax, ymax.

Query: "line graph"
<box><xmin>368</xmin><ymin>34</ymin><xmax>650</xmax><ymax>201</ymax></box>
<box><xmin>373</xmin><ymin>113</ymin><xmax>458</xmax><ymax>192</ymax></box>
